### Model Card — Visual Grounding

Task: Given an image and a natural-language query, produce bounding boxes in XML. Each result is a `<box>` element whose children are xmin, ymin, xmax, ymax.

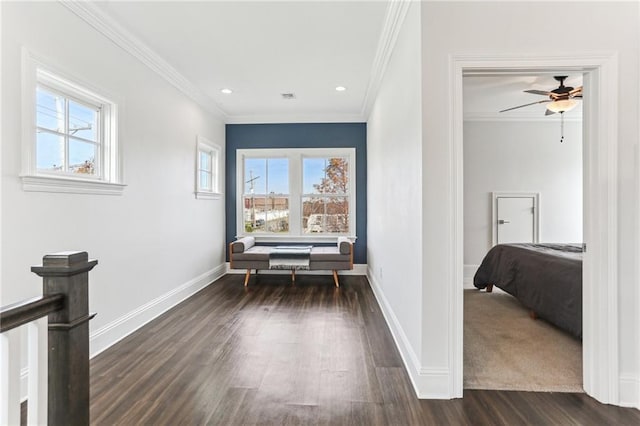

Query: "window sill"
<box><xmin>195</xmin><ymin>191</ymin><xmax>223</xmax><ymax>200</ymax></box>
<box><xmin>237</xmin><ymin>234</ymin><xmax>357</xmax><ymax>244</ymax></box>
<box><xmin>21</xmin><ymin>175</ymin><xmax>126</xmax><ymax>195</ymax></box>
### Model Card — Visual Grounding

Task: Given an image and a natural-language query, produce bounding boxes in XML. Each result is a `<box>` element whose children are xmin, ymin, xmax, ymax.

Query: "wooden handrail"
<box><xmin>0</xmin><ymin>294</ymin><xmax>64</xmax><ymax>333</ymax></box>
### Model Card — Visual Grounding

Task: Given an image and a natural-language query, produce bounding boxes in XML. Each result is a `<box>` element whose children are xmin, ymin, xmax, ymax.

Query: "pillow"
<box><xmin>337</xmin><ymin>237</ymin><xmax>351</xmax><ymax>255</ymax></box>
<box><xmin>232</xmin><ymin>236</ymin><xmax>255</xmax><ymax>253</ymax></box>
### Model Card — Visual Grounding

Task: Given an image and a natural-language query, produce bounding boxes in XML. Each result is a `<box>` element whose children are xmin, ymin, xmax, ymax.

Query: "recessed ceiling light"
<box><xmin>281</xmin><ymin>93</ymin><xmax>296</xmax><ymax>100</ymax></box>
<box><xmin>221</xmin><ymin>88</ymin><xmax>233</xmax><ymax>94</ymax></box>
<box><xmin>335</xmin><ymin>86</ymin><xmax>347</xmax><ymax>92</ymax></box>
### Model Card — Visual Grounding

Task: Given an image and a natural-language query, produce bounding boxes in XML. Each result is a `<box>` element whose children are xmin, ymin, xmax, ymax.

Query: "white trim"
<box><xmin>225</xmin><ymin>114</ymin><xmax>365</xmax><ymax>125</ymax></box>
<box><xmin>89</xmin><ymin>263</ymin><xmax>226</xmax><ymax>358</ymax></box>
<box><xmin>227</xmin><ymin>263</ymin><xmax>367</xmax><ymax>276</ymax></box>
<box><xmin>21</xmin><ymin>175</ymin><xmax>126</xmax><ymax>195</ymax></box>
<box><xmin>361</xmin><ymin>0</ymin><xmax>412</xmax><ymax>118</ymax></box>
<box><xmin>59</xmin><ymin>0</ymin><xmax>226</xmax><ymax>120</ymax></box>
<box><xmin>618</xmin><ymin>374</ymin><xmax>640</xmax><ymax>408</ymax></box>
<box><xmin>367</xmin><ymin>269</ymin><xmax>451</xmax><ymax>398</ymax></box>
<box><xmin>463</xmin><ymin>264</ymin><xmax>479</xmax><ymax>289</ymax></box>
<box><xmin>491</xmin><ymin>192</ymin><xmax>540</xmax><ymax>246</ymax></box>
<box><xmin>450</xmin><ymin>53</ymin><xmax>620</xmax><ymax>403</ymax></box>
<box><xmin>195</xmin><ymin>191</ymin><xmax>223</xmax><ymax>200</ymax></box>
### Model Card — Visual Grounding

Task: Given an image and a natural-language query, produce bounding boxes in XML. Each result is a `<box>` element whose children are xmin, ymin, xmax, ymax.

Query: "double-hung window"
<box><xmin>195</xmin><ymin>136</ymin><xmax>222</xmax><ymax>199</ymax></box>
<box><xmin>237</xmin><ymin>148</ymin><xmax>355</xmax><ymax>241</ymax></box>
<box><xmin>22</xmin><ymin>50</ymin><xmax>123</xmax><ymax>195</ymax></box>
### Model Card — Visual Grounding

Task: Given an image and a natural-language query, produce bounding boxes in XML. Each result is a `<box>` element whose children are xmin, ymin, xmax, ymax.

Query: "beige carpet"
<box><xmin>464</xmin><ymin>288</ymin><xmax>583</xmax><ymax>392</ymax></box>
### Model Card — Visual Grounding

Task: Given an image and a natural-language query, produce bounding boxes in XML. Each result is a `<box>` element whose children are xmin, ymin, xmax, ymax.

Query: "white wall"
<box><xmin>1</xmin><ymin>1</ymin><xmax>226</xmax><ymax>359</ymax></box>
<box><xmin>464</xmin><ymin>120</ymin><xmax>583</xmax><ymax>266</ymax></box>
<box><xmin>366</xmin><ymin>1</ymin><xmax>424</xmax><ymax>391</ymax></box>
<box><xmin>421</xmin><ymin>1</ymin><xmax>638</xmax><ymax>405</ymax></box>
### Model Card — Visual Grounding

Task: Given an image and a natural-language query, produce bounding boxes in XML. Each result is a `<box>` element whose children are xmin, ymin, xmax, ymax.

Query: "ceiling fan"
<box><xmin>499</xmin><ymin>76</ymin><xmax>583</xmax><ymax>115</ymax></box>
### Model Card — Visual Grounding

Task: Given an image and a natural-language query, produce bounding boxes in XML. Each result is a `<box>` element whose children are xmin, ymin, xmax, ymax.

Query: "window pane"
<box><xmin>36</xmin><ymin>131</ymin><xmax>64</xmax><ymax>171</ymax></box>
<box><xmin>243</xmin><ymin>196</ymin><xmax>289</xmax><ymax>233</ymax></box>
<box><xmin>36</xmin><ymin>87</ymin><xmax>65</xmax><ymax>133</ymax></box>
<box><xmin>69</xmin><ymin>138</ymin><xmax>97</xmax><ymax>175</ymax></box>
<box><xmin>303</xmin><ymin>157</ymin><xmax>348</xmax><ymax>194</ymax></box>
<box><xmin>244</xmin><ymin>158</ymin><xmax>266</xmax><ymax>194</ymax></box>
<box><xmin>200</xmin><ymin>170</ymin><xmax>211</xmax><ymax>190</ymax></box>
<box><xmin>267</xmin><ymin>158</ymin><xmax>289</xmax><ymax>194</ymax></box>
<box><xmin>302</xmin><ymin>197</ymin><xmax>349</xmax><ymax>234</ymax></box>
<box><xmin>68</xmin><ymin>100</ymin><xmax>98</xmax><ymax>141</ymax></box>
<box><xmin>199</xmin><ymin>151</ymin><xmax>211</xmax><ymax>171</ymax></box>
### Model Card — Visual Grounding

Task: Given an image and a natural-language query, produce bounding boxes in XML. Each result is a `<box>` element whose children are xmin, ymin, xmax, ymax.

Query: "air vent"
<box><xmin>281</xmin><ymin>93</ymin><xmax>296</xmax><ymax>100</ymax></box>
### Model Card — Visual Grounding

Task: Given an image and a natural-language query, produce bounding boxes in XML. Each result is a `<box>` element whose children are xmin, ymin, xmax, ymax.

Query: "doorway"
<box><xmin>448</xmin><ymin>53</ymin><xmax>620</xmax><ymax>404</ymax></box>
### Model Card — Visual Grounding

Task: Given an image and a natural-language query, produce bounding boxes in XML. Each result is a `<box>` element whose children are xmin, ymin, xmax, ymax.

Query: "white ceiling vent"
<box><xmin>281</xmin><ymin>93</ymin><xmax>296</xmax><ymax>100</ymax></box>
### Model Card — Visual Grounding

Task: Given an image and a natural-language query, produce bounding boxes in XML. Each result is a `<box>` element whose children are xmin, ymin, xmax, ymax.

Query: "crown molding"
<box><xmin>360</xmin><ymin>0</ymin><xmax>412</xmax><ymax>119</ymax></box>
<box><xmin>59</xmin><ymin>1</ymin><xmax>227</xmax><ymax>120</ymax></box>
<box><xmin>225</xmin><ymin>113</ymin><xmax>366</xmax><ymax>125</ymax></box>
<box><xmin>464</xmin><ymin>111</ymin><xmax>583</xmax><ymax>122</ymax></box>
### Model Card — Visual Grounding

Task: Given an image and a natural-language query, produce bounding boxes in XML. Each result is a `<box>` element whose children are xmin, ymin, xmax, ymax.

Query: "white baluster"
<box><xmin>0</xmin><ymin>329</ymin><xmax>21</xmax><ymax>426</ymax></box>
<box><xmin>27</xmin><ymin>318</ymin><xmax>47</xmax><ymax>426</ymax></box>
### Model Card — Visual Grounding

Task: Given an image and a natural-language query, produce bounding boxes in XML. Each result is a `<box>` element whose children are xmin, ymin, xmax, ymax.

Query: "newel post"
<box><xmin>31</xmin><ymin>252</ymin><xmax>98</xmax><ymax>426</ymax></box>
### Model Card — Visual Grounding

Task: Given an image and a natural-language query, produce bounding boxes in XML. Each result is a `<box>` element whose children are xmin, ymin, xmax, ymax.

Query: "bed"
<box><xmin>473</xmin><ymin>243</ymin><xmax>583</xmax><ymax>339</ymax></box>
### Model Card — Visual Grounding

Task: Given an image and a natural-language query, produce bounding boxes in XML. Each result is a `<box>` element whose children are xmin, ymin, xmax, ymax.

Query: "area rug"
<box><xmin>464</xmin><ymin>288</ymin><xmax>583</xmax><ymax>392</ymax></box>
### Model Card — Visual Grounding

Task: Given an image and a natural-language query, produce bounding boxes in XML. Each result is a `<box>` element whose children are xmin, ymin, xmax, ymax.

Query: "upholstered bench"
<box><xmin>229</xmin><ymin>236</ymin><xmax>353</xmax><ymax>287</ymax></box>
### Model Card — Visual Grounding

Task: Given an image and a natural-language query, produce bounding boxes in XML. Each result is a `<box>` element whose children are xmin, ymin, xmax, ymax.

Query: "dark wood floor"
<box><xmin>89</xmin><ymin>274</ymin><xmax>640</xmax><ymax>425</ymax></box>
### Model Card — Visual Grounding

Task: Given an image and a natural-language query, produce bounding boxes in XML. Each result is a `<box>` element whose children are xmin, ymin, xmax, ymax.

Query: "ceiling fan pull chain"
<box><xmin>560</xmin><ymin>112</ymin><xmax>565</xmax><ymax>143</ymax></box>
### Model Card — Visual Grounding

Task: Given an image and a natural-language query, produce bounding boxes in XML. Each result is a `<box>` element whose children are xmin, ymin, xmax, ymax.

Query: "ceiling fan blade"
<box><xmin>524</xmin><ymin>89</ymin><xmax>552</xmax><ymax>96</ymax></box>
<box><xmin>499</xmin><ymin>99</ymin><xmax>551</xmax><ymax>113</ymax></box>
<box><xmin>569</xmin><ymin>86</ymin><xmax>583</xmax><ymax>95</ymax></box>
<box><xmin>545</xmin><ymin>109</ymin><xmax>556</xmax><ymax>116</ymax></box>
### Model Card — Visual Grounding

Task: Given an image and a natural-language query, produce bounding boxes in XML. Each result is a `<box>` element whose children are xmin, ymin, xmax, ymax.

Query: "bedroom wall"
<box><xmin>1</xmin><ymin>0</ymin><xmax>226</xmax><ymax>366</ymax></box>
<box><xmin>464</xmin><ymin>119</ymin><xmax>583</xmax><ymax>267</ymax></box>
<box><xmin>421</xmin><ymin>1</ymin><xmax>639</xmax><ymax>405</ymax></box>
<box><xmin>366</xmin><ymin>1</ymin><xmax>424</xmax><ymax>393</ymax></box>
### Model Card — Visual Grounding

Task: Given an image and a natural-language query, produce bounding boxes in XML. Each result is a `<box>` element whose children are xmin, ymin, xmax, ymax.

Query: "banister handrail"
<box><xmin>0</xmin><ymin>294</ymin><xmax>64</xmax><ymax>333</ymax></box>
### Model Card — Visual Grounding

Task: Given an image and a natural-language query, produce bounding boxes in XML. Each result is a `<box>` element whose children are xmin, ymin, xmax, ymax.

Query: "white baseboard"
<box><xmin>619</xmin><ymin>374</ymin><xmax>640</xmax><ymax>408</ymax></box>
<box><xmin>463</xmin><ymin>264</ymin><xmax>479</xmax><ymax>289</ymax></box>
<box><xmin>226</xmin><ymin>263</ymin><xmax>368</xmax><ymax>275</ymax></box>
<box><xmin>366</xmin><ymin>268</ymin><xmax>451</xmax><ymax>399</ymax></box>
<box><xmin>89</xmin><ymin>263</ymin><xmax>227</xmax><ymax>358</ymax></box>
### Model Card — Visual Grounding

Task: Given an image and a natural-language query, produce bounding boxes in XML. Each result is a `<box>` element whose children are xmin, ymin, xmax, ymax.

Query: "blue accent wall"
<box><xmin>225</xmin><ymin>123</ymin><xmax>367</xmax><ymax>264</ymax></box>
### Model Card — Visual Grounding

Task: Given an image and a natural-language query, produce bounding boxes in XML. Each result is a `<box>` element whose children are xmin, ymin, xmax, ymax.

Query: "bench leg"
<box><xmin>333</xmin><ymin>270</ymin><xmax>340</xmax><ymax>288</ymax></box>
<box><xmin>291</xmin><ymin>269</ymin><xmax>296</xmax><ymax>284</ymax></box>
<box><xmin>244</xmin><ymin>269</ymin><xmax>251</xmax><ymax>287</ymax></box>
<box><xmin>486</xmin><ymin>284</ymin><xmax>493</xmax><ymax>293</ymax></box>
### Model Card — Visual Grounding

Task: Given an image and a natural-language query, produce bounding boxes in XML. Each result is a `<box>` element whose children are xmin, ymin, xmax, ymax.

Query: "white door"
<box><xmin>496</xmin><ymin>196</ymin><xmax>535</xmax><ymax>244</ymax></box>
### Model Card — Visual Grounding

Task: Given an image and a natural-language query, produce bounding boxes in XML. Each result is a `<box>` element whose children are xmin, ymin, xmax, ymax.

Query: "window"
<box><xmin>237</xmin><ymin>148</ymin><xmax>355</xmax><ymax>241</ymax></box>
<box><xmin>195</xmin><ymin>136</ymin><xmax>222</xmax><ymax>199</ymax></box>
<box><xmin>21</xmin><ymin>50</ymin><xmax>123</xmax><ymax>195</ymax></box>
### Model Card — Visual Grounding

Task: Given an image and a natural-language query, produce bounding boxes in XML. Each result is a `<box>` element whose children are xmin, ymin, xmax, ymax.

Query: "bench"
<box><xmin>229</xmin><ymin>236</ymin><xmax>354</xmax><ymax>287</ymax></box>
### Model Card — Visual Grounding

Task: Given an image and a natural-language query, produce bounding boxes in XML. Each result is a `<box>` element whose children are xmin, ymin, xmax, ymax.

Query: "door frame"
<box><xmin>492</xmin><ymin>192</ymin><xmax>540</xmax><ymax>246</ymax></box>
<box><xmin>449</xmin><ymin>53</ymin><xmax>619</xmax><ymax>404</ymax></box>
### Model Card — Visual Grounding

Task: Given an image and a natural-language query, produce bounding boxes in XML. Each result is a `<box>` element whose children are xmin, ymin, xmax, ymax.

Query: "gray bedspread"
<box><xmin>473</xmin><ymin>243</ymin><xmax>583</xmax><ymax>339</ymax></box>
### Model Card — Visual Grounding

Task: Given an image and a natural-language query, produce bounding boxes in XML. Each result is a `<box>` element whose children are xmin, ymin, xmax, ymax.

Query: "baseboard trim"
<box><xmin>366</xmin><ymin>268</ymin><xmax>451</xmax><ymax>399</ymax></box>
<box><xmin>226</xmin><ymin>263</ymin><xmax>368</xmax><ymax>275</ymax></box>
<box><xmin>619</xmin><ymin>374</ymin><xmax>640</xmax><ymax>408</ymax></box>
<box><xmin>89</xmin><ymin>263</ymin><xmax>227</xmax><ymax>358</ymax></box>
<box><xmin>463</xmin><ymin>264</ymin><xmax>479</xmax><ymax>289</ymax></box>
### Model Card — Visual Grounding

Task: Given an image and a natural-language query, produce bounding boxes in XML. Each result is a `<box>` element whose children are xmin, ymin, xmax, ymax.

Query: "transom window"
<box><xmin>195</xmin><ymin>136</ymin><xmax>222</xmax><ymax>199</ymax></box>
<box><xmin>237</xmin><ymin>148</ymin><xmax>355</xmax><ymax>240</ymax></box>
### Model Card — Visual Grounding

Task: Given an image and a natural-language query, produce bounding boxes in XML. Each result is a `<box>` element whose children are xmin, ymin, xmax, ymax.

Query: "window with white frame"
<box><xmin>237</xmin><ymin>148</ymin><xmax>355</xmax><ymax>240</ymax></box>
<box><xmin>22</xmin><ymin>50</ymin><xmax>123</xmax><ymax>195</ymax></box>
<box><xmin>195</xmin><ymin>136</ymin><xmax>222</xmax><ymax>199</ymax></box>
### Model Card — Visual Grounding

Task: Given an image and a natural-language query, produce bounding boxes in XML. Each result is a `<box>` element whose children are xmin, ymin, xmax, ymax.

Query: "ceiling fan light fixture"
<box><xmin>546</xmin><ymin>99</ymin><xmax>578</xmax><ymax>113</ymax></box>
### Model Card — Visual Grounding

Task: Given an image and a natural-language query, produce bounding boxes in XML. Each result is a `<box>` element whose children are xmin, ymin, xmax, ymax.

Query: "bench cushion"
<box><xmin>310</xmin><ymin>246</ymin><xmax>349</xmax><ymax>262</ymax></box>
<box><xmin>232</xmin><ymin>245</ymin><xmax>270</xmax><ymax>261</ymax></box>
<box><xmin>231</xmin><ymin>236</ymin><xmax>255</xmax><ymax>253</ymax></box>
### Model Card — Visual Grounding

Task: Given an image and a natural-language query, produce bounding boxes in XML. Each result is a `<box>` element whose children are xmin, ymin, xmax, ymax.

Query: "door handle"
<box><xmin>498</xmin><ymin>219</ymin><xmax>510</xmax><ymax>224</ymax></box>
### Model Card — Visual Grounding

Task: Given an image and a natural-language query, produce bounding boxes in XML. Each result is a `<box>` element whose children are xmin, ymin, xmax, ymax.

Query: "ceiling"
<box><xmin>93</xmin><ymin>1</ymin><xmax>389</xmax><ymax>122</ymax></box>
<box><xmin>85</xmin><ymin>3</ymin><xmax>583</xmax><ymax>123</ymax></box>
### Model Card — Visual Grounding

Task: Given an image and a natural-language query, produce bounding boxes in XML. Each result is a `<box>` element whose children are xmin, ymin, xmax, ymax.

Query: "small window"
<box><xmin>21</xmin><ymin>50</ymin><xmax>124</xmax><ymax>195</ymax></box>
<box><xmin>195</xmin><ymin>136</ymin><xmax>222</xmax><ymax>199</ymax></box>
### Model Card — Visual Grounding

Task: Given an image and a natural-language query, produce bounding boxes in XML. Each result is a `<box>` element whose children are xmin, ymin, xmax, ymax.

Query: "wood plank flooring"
<box><xmin>90</xmin><ymin>274</ymin><xmax>640</xmax><ymax>425</ymax></box>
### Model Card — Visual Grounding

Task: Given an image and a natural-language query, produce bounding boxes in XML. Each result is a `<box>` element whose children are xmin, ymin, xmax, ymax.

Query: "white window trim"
<box><xmin>236</xmin><ymin>147</ymin><xmax>356</xmax><ymax>243</ymax></box>
<box><xmin>195</xmin><ymin>135</ymin><xmax>223</xmax><ymax>200</ymax></box>
<box><xmin>20</xmin><ymin>48</ymin><xmax>125</xmax><ymax>195</ymax></box>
